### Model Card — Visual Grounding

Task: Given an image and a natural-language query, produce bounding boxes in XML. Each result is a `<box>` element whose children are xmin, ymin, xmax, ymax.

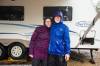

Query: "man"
<box><xmin>48</xmin><ymin>11</ymin><xmax>70</xmax><ymax>66</ymax></box>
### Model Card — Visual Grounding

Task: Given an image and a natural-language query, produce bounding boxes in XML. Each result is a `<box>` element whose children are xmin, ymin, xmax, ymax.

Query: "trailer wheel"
<box><xmin>8</xmin><ymin>42</ymin><xmax>26</xmax><ymax>60</ymax></box>
<box><xmin>0</xmin><ymin>43</ymin><xmax>6</xmax><ymax>60</ymax></box>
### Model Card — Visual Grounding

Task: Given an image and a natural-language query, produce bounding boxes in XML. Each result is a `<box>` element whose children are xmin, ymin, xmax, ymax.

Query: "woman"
<box><xmin>29</xmin><ymin>18</ymin><xmax>52</xmax><ymax>66</ymax></box>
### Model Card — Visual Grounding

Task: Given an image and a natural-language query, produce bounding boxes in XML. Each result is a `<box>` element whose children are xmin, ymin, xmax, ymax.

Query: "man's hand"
<box><xmin>65</xmin><ymin>54</ymin><xmax>70</xmax><ymax>62</ymax></box>
<box><xmin>29</xmin><ymin>54</ymin><xmax>33</xmax><ymax>58</ymax></box>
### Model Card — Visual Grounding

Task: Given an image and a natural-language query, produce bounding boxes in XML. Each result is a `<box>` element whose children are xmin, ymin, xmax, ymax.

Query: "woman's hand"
<box><xmin>65</xmin><ymin>54</ymin><xmax>70</xmax><ymax>62</ymax></box>
<box><xmin>29</xmin><ymin>54</ymin><xmax>33</xmax><ymax>58</ymax></box>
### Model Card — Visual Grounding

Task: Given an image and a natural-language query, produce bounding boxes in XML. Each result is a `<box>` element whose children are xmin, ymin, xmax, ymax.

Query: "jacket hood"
<box><xmin>53</xmin><ymin>11</ymin><xmax>63</xmax><ymax>17</ymax></box>
<box><xmin>53</xmin><ymin>11</ymin><xmax>63</xmax><ymax>23</ymax></box>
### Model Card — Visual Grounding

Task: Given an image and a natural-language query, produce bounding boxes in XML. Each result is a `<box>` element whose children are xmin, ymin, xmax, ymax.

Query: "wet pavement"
<box><xmin>0</xmin><ymin>49</ymin><xmax>100</xmax><ymax>66</ymax></box>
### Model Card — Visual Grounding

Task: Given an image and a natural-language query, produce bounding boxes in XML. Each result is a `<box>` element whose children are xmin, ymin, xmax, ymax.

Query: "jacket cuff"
<box><xmin>65</xmin><ymin>54</ymin><xmax>70</xmax><ymax>56</ymax></box>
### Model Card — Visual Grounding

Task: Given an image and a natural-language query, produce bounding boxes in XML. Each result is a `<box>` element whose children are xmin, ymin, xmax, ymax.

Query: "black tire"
<box><xmin>8</xmin><ymin>42</ymin><xmax>26</xmax><ymax>60</ymax></box>
<box><xmin>0</xmin><ymin>43</ymin><xmax>6</xmax><ymax>60</ymax></box>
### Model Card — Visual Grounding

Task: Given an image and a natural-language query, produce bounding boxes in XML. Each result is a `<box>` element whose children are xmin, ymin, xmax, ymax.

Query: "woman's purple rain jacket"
<box><xmin>29</xmin><ymin>26</ymin><xmax>50</xmax><ymax>60</ymax></box>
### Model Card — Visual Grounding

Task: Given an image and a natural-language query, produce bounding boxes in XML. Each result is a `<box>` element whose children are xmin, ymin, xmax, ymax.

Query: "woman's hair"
<box><xmin>43</xmin><ymin>17</ymin><xmax>52</xmax><ymax>25</ymax></box>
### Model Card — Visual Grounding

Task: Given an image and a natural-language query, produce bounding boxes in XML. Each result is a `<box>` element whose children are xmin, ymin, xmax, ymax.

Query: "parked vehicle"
<box><xmin>0</xmin><ymin>23</ymin><xmax>38</xmax><ymax>60</ymax></box>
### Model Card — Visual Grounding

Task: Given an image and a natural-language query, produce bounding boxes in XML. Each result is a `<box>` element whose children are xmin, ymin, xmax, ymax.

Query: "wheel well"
<box><xmin>8</xmin><ymin>42</ymin><xmax>26</xmax><ymax>47</ymax></box>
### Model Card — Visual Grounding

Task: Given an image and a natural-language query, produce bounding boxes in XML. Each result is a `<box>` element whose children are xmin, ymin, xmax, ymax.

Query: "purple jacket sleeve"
<box><xmin>29</xmin><ymin>27</ymin><xmax>38</xmax><ymax>55</ymax></box>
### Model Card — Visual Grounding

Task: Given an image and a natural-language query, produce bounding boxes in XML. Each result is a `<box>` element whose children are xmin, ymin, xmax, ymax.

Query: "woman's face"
<box><xmin>45</xmin><ymin>19</ymin><xmax>52</xmax><ymax>28</ymax></box>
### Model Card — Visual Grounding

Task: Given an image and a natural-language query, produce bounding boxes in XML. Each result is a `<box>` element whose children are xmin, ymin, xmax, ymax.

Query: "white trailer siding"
<box><xmin>0</xmin><ymin>0</ymin><xmax>100</xmax><ymax>48</ymax></box>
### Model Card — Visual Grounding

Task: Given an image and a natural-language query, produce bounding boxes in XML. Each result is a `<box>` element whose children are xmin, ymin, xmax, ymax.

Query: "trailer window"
<box><xmin>43</xmin><ymin>6</ymin><xmax>72</xmax><ymax>21</ymax></box>
<box><xmin>0</xmin><ymin>6</ymin><xmax>24</xmax><ymax>21</ymax></box>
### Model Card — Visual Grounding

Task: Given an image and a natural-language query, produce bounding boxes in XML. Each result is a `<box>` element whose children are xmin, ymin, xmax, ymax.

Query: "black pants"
<box><xmin>48</xmin><ymin>54</ymin><xmax>67</xmax><ymax>66</ymax></box>
<box><xmin>32</xmin><ymin>59</ymin><xmax>47</xmax><ymax>66</ymax></box>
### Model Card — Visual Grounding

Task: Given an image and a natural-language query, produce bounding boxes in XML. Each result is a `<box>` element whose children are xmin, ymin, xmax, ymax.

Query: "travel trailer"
<box><xmin>0</xmin><ymin>0</ymin><xmax>100</xmax><ymax>63</ymax></box>
<box><xmin>0</xmin><ymin>23</ymin><xmax>37</xmax><ymax>60</ymax></box>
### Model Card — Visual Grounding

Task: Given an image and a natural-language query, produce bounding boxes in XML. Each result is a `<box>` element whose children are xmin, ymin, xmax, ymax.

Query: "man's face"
<box><xmin>54</xmin><ymin>16</ymin><xmax>61</xmax><ymax>23</ymax></box>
